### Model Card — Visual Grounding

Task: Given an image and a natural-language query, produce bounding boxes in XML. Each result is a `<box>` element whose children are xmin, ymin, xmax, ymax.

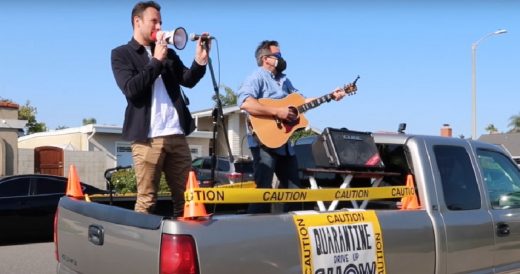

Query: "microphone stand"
<box><xmin>202</xmin><ymin>41</ymin><xmax>234</xmax><ymax>186</ymax></box>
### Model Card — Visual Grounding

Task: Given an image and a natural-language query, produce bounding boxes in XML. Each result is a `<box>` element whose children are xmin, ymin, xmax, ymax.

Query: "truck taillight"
<box><xmin>227</xmin><ymin>172</ymin><xmax>242</xmax><ymax>180</ymax></box>
<box><xmin>160</xmin><ymin>234</ymin><xmax>199</xmax><ymax>274</ymax></box>
<box><xmin>54</xmin><ymin>209</ymin><xmax>59</xmax><ymax>262</ymax></box>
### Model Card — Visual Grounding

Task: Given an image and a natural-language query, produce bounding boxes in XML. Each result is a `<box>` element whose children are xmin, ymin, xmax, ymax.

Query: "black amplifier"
<box><xmin>310</xmin><ymin>127</ymin><xmax>384</xmax><ymax>170</ymax></box>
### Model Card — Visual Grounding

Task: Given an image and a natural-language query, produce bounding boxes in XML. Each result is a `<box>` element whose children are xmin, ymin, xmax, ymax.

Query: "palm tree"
<box><xmin>508</xmin><ymin>113</ymin><xmax>520</xmax><ymax>133</ymax></box>
<box><xmin>485</xmin><ymin>123</ymin><xmax>498</xmax><ymax>134</ymax></box>
<box><xmin>212</xmin><ymin>84</ymin><xmax>237</xmax><ymax>107</ymax></box>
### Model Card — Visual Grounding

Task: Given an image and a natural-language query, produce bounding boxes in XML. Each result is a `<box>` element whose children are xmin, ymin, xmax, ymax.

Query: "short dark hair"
<box><xmin>255</xmin><ymin>40</ymin><xmax>279</xmax><ymax>66</ymax></box>
<box><xmin>131</xmin><ymin>1</ymin><xmax>161</xmax><ymax>28</ymax></box>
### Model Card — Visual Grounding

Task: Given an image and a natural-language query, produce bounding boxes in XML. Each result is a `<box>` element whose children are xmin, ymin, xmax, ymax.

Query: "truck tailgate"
<box><xmin>57</xmin><ymin>197</ymin><xmax>303</xmax><ymax>274</ymax></box>
<box><xmin>56</xmin><ymin>197</ymin><xmax>164</xmax><ymax>274</ymax></box>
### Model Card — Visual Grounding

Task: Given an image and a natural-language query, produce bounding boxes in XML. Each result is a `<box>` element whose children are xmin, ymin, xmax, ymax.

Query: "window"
<box><xmin>192</xmin><ymin>158</ymin><xmax>204</xmax><ymax>169</ymax></box>
<box><xmin>202</xmin><ymin>158</ymin><xmax>212</xmax><ymax>169</ymax></box>
<box><xmin>0</xmin><ymin>179</ymin><xmax>30</xmax><ymax>197</ymax></box>
<box><xmin>34</xmin><ymin>177</ymin><xmax>66</xmax><ymax>195</ymax></box>
<box><xmin>189</xmin><ymin>145</ymin><xmax>202</xmax><ymax>159</ymax></box>
<box><xmin>234</xmin><ymin>161</ymin><xmax>254</xmax><ymax>173</ymax></box>
<box><xmin>435</xmin><ymin>145</ymin><xmax>480</xmax><ymax>210</ymax></box>
<box><xmin>477</xmin><ymin>149</ymin><xmax>520</xmax><ymax>209</ymax></box>
<box><xmin>377</xmin><ymin>143</ymin><xmax>410</xmax><ymax>186</ymax></box>
<box><xmin>217</xmin><ymin>159</ymin><xmax>230</xmax><ymax>172</ymax></box>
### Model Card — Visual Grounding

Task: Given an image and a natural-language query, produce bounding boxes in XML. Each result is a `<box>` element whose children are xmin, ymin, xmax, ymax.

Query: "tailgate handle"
<box><xmin>88</xmin><ymin>224</ymin><xmax>104</xmax><ymax>245</ymax></box>
<box><xmin>497</xmin><ymin>222</ymin><xmax>510</xmax><ymax>237</ymax></box>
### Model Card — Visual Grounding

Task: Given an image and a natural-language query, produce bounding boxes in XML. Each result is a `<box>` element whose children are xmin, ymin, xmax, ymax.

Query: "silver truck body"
<box><xmin>56</xmin><ymin>134</ymin><xmax>520</xmax><ymax>273</ymax></box>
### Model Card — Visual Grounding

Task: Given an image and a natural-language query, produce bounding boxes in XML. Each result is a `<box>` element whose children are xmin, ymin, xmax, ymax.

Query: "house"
<box><xmin>17</xmin><ymin>105</ymin><xmax>251</xmax><ymax>189</ymax></box>
<box><xmin>479</xmin><ymin>132</ymin><xmax>520</xmax><ymax>164</ymax></box>
<box><xmin>0</xmin><ymin>101</ymin><xmax>27</xmax><ymax>176</ymax></box>
<box><xmin>190</xmin><ymin>105</ymin><xmax>251</xmax><ymax>158</ymax></box>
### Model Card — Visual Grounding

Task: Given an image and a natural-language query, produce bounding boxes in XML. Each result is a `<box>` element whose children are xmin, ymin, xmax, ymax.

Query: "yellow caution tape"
<box><xmin>185</xmin><ymin>186</ymin><xmax>415</xmax><ymax>204</ymax></box>
<box><xmin>87</xmin><ymin>181</ymin><xmax>257</xmax><ymax>199</ymax></box>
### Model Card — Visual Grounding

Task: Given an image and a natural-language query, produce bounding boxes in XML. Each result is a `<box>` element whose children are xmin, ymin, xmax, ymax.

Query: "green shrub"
<box><xmin>290</xmin><ymin>128</ymin><xmax>317</xmax><ymax>143</ymax></box>
<box><xmin>110</xmin><ymin>169</ymin><xmax>170</xmax><ymax>194</ymax></box>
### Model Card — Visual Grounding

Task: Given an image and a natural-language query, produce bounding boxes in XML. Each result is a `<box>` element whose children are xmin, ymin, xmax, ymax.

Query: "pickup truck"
<box><xmin>54</xmin><ymin>133</ymin><xmax>520</xmax><ymax>274</ymax></box>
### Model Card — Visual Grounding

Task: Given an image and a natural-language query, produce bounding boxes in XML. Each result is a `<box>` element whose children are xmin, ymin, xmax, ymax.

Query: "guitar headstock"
<box><xmin>343</xmin><ymin>75</ymin><xmax>360</xmax><ymax>96</ymax></box>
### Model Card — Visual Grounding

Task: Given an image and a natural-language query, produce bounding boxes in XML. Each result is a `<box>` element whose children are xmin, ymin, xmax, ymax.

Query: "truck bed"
<box><xmin>56</xmin><ymin>196</ymin><xmax>435</xmax><ymax>274</ymax></box>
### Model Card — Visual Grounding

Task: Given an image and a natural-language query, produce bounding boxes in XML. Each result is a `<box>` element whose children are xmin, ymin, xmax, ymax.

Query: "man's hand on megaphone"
<box><xmin>153</xmin><ymin>31</ymin><xmax>168</xmax><ymax>61</ymax></box>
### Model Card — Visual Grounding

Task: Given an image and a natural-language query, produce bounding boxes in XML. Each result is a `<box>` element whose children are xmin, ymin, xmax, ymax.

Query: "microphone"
<box><xmin>189</xmin><ymin>33</ymin><xmax>215</xmax><ymax>41</ymax></box>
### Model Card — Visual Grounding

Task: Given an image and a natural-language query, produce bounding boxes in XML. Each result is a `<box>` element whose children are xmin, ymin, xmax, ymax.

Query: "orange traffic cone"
<box><xmin>66</xmin><ymin>164</ymin><xmax>84</xmax><ymax>200</ymax></box>
<box><xmin>180</xmin><ymin>171</ymin><xmax>210</xmax><ymax>220</ymax></box>
<box><xmin>400</xmin><ymin>174</ymin><xmax>421</xmax><ymax>210</ymax></box>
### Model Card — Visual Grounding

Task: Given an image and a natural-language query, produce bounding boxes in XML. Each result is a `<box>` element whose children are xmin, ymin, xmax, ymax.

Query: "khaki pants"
<box><xmin>131</xmin><ymin>135</ymin><xmax>192</xmax><ymax>217</ymax></box>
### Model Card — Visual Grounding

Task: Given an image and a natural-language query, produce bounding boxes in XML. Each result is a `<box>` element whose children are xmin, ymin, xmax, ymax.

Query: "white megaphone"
<box><xmin>151</xmin><ymin>27</ymin><xmax>188</xmax><ymax>50</ymax></box>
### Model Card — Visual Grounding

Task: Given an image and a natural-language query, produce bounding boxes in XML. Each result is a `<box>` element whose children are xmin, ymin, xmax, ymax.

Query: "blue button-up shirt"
<box><xmin>237</xmin><ymin>67</ymin><xmax>300</xmax><ymax>155</ymax></box>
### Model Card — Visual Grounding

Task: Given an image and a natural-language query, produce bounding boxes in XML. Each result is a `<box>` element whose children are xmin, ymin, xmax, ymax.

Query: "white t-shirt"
<box><xmin>145</xmin><ymin>46</ymin><xmax>184</xmax><ymax>137</ymax></box>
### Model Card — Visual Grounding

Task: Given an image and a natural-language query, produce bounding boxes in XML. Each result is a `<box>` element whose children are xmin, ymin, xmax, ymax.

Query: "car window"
<box><xmin>192</xmin><ymin>158</ymin><xmax>204</xmax><ymax>169</ymax></box>
<box><xmin>435</xmin><ymin>145</ymin><xmax>481</xmax><ymax>210</ymax></box>
<box><xmin>202</xmin><ymin>158</ymin><xmax>212</xmax><ymax>169</ymax></box>
<box><xmin>34</xmin><ymin>177</ymin><xmax>66</xmax><ymax>195</ymax></box>
<box><xmin>217</xmin><ymin>159</ymin><xmax>230</xmax><ymax>172</ymax></box>
<box><xmin>0</xmin><ymin>179</ymin><xmax>30</xmax><ymax>197</ymax></box>
<box><xmin>234</xmin><ymin>162</ymin><xmax>254</xmax><ymax>173</ymax></box>
<box><xmin>477</xmin><ymin>149</ymin><xmax>520</xmax><ymax>209</ymax></box>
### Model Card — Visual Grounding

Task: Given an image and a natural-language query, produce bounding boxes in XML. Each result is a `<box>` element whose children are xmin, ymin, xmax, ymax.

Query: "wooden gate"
<box><xmin>34</xmin><ymin>146</ymin><xmax>64</xmax><ymax>176</ymax></box>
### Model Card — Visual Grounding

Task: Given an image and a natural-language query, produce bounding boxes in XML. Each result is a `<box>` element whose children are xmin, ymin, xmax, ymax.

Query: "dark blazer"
<box><xmin>111</xmin><ymin>38</ymin><xmax>206</xmax><ymax>141</ymax></box>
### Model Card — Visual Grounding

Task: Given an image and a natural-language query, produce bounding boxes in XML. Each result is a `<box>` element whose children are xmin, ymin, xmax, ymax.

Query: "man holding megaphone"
<box><xmin>111</xmin><ymin>1</ymin><xmax>210</xmax><ymax>217</ymax></box>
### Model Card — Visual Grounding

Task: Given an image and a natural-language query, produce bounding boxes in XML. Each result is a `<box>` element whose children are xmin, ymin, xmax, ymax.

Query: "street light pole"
<box><xmin>471</xmin><ymin>29</ymin><xmax>507</xmax><ymax>139</ymax></box>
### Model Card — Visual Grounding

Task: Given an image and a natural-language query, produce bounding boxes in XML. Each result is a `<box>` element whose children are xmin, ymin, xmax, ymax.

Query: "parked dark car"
<box><xmin>0</xmin><ymin>174</ymin><xmax>107</xmax><ymax>243</ymax></box>
<box><xmin>192</xmin><ymin>156</ymin><xmax>254</xmax><ymax>187</ymax></box>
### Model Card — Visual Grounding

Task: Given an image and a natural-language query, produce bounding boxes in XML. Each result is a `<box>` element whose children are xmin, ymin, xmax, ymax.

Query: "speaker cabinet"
<box><xmin>311</xmin><ymin>127</ymin><xmax>384</xmax><ymax>170</ymax></box>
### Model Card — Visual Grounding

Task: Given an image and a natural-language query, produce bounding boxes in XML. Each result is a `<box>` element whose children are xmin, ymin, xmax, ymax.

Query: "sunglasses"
<box><xmin>266</xmin><ymin>52</ymin><xmax>282</xmax><ymax>59</ymax></box>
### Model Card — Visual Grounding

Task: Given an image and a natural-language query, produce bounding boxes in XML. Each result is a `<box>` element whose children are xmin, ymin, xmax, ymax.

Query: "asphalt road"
<box><xmin>0</xmin><ymin>241</ymin><xmax>56</xmax><ymax>274</ymax></box>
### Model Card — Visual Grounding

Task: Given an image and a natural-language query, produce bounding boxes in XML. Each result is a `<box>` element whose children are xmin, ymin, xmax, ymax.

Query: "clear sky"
<box><xmin>1</xmin><ymin>0</ymin><xmax>519</xmax><ymax>138</ymax></box>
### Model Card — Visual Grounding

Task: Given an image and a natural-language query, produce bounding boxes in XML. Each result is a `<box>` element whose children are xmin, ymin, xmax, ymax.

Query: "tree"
<box><xmin>290</xmin><ymin>128</ymin><xmax>318</xmax><ymax>143</ymax></box>
<box><xmin>82</xmin><ymin>118</ymin><xmax>97</xmax><ymax>125</ymax></box>
<box><xmin>485</xmin><ymin>124</ymin><xmax>498</xmax><ymax>134</ymax></box>
<box><xmin>508</xmin><ymin>113</ymin><xmax>520</xmax><ymax>133</ymax></box>
<box><xmin>18</xmin><ymin>101</ymin><xmax>47</xmax><ymax>134</ymax></box>
<box><xmin>212</xmin><ymin>84</ymin><xmax>237</xmax><ymax>107</ymax></box>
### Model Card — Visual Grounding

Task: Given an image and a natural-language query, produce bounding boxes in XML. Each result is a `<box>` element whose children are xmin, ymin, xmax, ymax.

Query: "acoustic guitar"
<box><xmin>248</xmin><ymin>76</ymin><xmax>359</xmax><ymax>148</ymax></box>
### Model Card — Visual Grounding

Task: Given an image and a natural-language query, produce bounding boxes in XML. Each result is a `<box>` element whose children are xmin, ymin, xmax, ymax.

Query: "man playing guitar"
<box><xmin>236</xmin><ymin>40</ymin><xmax>353</xmax><ymax>214</ymax></box>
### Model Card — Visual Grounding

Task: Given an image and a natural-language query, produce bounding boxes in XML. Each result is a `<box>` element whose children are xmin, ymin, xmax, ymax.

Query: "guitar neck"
<box><xmin>297</xmin><ymin>93</ymin><xmax>334</xmax><ymax>113</ymax></box>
